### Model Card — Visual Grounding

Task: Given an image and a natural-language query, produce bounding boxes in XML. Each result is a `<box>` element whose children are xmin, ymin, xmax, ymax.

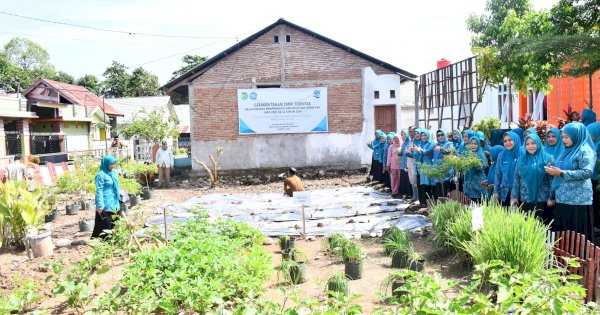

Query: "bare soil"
<box><xmin>0</xmin><ymin>173</ymin><xmax>472</xmax><ymax>313</ymax></box>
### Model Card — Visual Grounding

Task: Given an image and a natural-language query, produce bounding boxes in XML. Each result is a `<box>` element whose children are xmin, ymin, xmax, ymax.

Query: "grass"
<box><xmin>383</xmin><ymin>227</ymin><xmax>412</xmax><ymax>256</ymax></box>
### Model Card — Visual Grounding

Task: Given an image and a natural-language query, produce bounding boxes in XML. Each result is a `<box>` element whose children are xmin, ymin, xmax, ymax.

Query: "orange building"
<box><xmin>519</xmin><ymin>70</ymin><xmax>600</xmax><ymax>125</ymax></box>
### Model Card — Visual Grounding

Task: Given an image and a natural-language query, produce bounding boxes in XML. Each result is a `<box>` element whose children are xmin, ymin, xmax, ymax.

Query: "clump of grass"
<box><xmin>383</xmin><ymin>227</ymin><xmax>412</xmax><ymax>256</ymax></box>
<box><xmin>325</xmin><ymin>272</ymin><xmax>349</xmax><ymax>297</ymax></box>
<box><xmin>324</xmin><ymin>233</ymin><xmax>349</xmax><ymax>256</ymax></box>
<box><xmin>341</xmin><ymin>241</ymin><xmax>364</xmax><ymax>263</ymax></box>
<box><xmin>429</xmin><ymin>200</ymin><xmax>469</xmax><ymax>249</ymax></box>
<box><xmin>461</xmin><ymin>201</ymin><xmax>551</xmax><ymax>274</ymax></box>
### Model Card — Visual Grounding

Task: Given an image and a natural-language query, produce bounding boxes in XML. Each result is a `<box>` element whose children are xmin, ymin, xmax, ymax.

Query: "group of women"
<box><xmin>368</xmin><ymin>121</ymin><xmax>600</xmax><ymax>239</ymax></box>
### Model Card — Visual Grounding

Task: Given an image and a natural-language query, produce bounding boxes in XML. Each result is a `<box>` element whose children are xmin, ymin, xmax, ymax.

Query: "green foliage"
<box><xmin>171</xmin><ymin>54</ymin><xmax>208</xmax><ymax>80</ymax></box>
<box><xmin>95</xmin><ymin>216</ymin><xmax>272</xmax><ymax>314</ymax></box>
<box><xmin>472</xmin><ymin>117</ymin><xmax>501</xmax><ymax>142</ymax></box>
<box><xmin>326</xmin><ymin>272</ymin><xmax>349</xmax><ymax>297</ymax></box>
<box><xmin>375</xmin><ymin>260</ymin><xmax>598</xmax><ymax>314</ymax></box>
<box><xmin>56</xmin><ymin>160</ymin><xmax>98</xmax><ymax>196</ymax></box>
<box><xmin>383</xmin><ymin>227</ymin><xmax>411</xmax><ymax>256</ymax></box>
<box><xmin>0</xmin><ymin>275</ymin><xmax>41</xmax><ymax>314</ymax></box>
<box><xmin>445</xmin><ymin>205</ymin><xmax>476</xmax><ymax>259</ymax></box>
<box><xmin>121</xmin><ymin>108</ymin><xmax>179</xmax><ymax>144</ymax></box>
<box><xmin>174</xmin><ymin>147</ymin><xmax>188</xmax><ymax>156</ymax></box>
<box><xmin>429</xmin><ymin>200</ymin><xmax>470</xmax><ymax>249</ymax></box>
<box><xmin>279</xmin><ymin>235</ymin><xmax>291</xmax><ymax>251</ymax></box>
<box><xmin>461</xmin><ymin>202</ymin><xmax>551</xmax><ymax>274</ymax></box>
<box><xmin>418</xmin><ymin>151</ymin><xmax>482</xmax><ymax>180</ymax></box>
<box><xmin>324</xmin><ymin>233</ymin><xmax>349</xmax><ymax>256</ymax></box>
<box><xmin>278</xmin><ymin>259</ymin><xmax>303</xmax><ymax>285</ymax></box>
<box><xmin>341</xmin><ymin>241</ymin><xmax>364</xmax><ymax>263</ymax></box>
<box><xmin>76</xmin><ymin>74</ymin><xmax>101</xmax><ymax>95</ymax></box>
<box><xmin>0</xmin><ymin>181</ymin><xmax>47</xmax><ymax>248</ymax></box>
<box><xmin>1</xmin><ymin>37</ymin><xmax>56</xmax><ymax>91</ymax></box>
<box><xmin>53</xmin><ymin>71</ymin><xmax>75</xmax><ymax>84</ymax></box>
<box><xmin>118</xmin><ymin>159</ymin><xmax>158</xmax><ymax>178</ymax></box>
<box><xmin>101</xmin><ymin>60</ymin><xmax>160</xmax><ymax>97</ymax></box>
<box><xmin>118</xmin><ymin>176</ymin><xmax>142</xmax><ymax>196</ymax></box>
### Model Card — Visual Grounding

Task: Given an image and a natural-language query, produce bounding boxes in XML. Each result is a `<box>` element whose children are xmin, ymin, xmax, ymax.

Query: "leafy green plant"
<box><xmin>95</xmin><ymin>216</ymin><xmax>272</xmax><ymax>314</ymax></box>
<box><xmin>341</xmin><ymin>241</ymin><xmax>364</xmax><ymax>263</ymax></box>
<box><xmin>279</xmin><ymin>235</ymin><xmax>292</xmax><ymax>251</ymax></box>
<box><xmin>118</xmin><ymin>176</ymin><xmax>142</xmax><ymax>196</ymax></box>
<box><xmin>429</xmin><ymin>200</ymin><xmax>469</xmax><ymax>249</ymax></box>
<box><xmin>326</xmin><ymin>272</ymin><xmax>349</xmax><ymax>297</ymax></box>
<box><xmin>287</xmin><ymin>247</ymin><xmax>307</xmax><ymax>263</ymax></box>
<box><xmin>279</xmin><ymin>259</ymin><xmax>305</xmax><ymax>285</ymax></box>
<box><xmin>446</xmin><ymin>207</ymin><xmax>475</xmax><ymax>259</ymax></box>
<box><xmin>174</xmin><ymin>147</ymin><xmax>188</xmax><ymax>156</ymax></box>
<box><xmin>324</xmin><ymin>233</ymin><xmax>349</xmax><ymax>256</ymax></box>
<box><xmin>418</xmin><ymin>151</ymin><xmax>483</xmax><ymax>180</ymax></box>
<box><xmin>472</xmin><ymin>117</ymin><xmax>501</xmax><ymax>142</ymax></box>
<box><xmin>461</xmin><ymin>202</ymin><xmax>551</xmax><ymax>274</ymax></box>
<box><xmin>378</xmin><ymin>272</ymin><xmax>410</xmax><ymax>300</ymax></box>
<box><xmin>406</xmin><ymin>246</ymin><xmax>425</xmax><ymax>270</ymax></box>
<box><xmin>383</xmin><ymin>227</ymin><xmax>411</xmax><ymax>256</ymax></box>
<box><xmin>0</xmin><ymin>275</ymin><xmax>41</xmax><ymax>314</ymax></box>
<box><xmin>0</xmin><ymin>181</ymin><xmax>47</xmax><ymax>248</ymax></box>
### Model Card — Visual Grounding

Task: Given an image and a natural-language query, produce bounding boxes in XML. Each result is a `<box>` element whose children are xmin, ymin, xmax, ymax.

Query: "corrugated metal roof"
<box><xmin>173</xmin><ymin>105</ymin><xmax>190</xmax><ymax>130</ymax></box>
<box><xmin>106</xmin><ymin>96</ymin><xmax>173</xmax><ymax>124</ymax></box>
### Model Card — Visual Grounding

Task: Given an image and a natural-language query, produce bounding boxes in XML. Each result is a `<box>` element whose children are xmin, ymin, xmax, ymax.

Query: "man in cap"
<box><xmin>283</xmin><ymin>167</ymin><xmax>305</xmax><ymax>197</ymax></box>
<box><xmin>155</xmin><ymin>141</ymin><xmax>174</xmax><ymax>188</ymax></box>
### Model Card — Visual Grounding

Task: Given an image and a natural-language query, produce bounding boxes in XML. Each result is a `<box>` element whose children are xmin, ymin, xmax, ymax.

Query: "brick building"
<box><xmin>163</xmin><ymin>19</ymin><xmax>416</xmax><ymax>170</ymax></box>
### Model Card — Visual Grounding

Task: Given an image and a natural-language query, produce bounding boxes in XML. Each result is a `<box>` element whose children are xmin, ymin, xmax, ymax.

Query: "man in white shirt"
<box><xmin>155</xmin><ymin>141</ymin><xmax>174</xmax><ymax>188</ymax></box>
<box><xmin>5</xmin><ymin>154</ymin><xmax>27</xmax><ymax>182</ymax></box>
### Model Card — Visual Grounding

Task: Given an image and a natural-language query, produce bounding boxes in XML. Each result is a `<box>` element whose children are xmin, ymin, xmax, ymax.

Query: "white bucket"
<box><xmin>28</xmin><ymin>231</ymin><xmax>54</xmax><ymax>258</ymax></box>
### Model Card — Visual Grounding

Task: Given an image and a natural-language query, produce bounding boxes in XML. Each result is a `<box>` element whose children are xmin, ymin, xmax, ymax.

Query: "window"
<box><xmin>389</xmin><ymin>90</ymin><xmax>396</xmax><ymax>99</ymax></box>
<box><xmin>374</xmin><ymin>91</ymin><xmax>380</xmax><ymax>99</ymax></box>
<box><xmin>286</xmin><ymin>35</ymin><xmax>291</xmax><ymax>42</ymax></box>
<box><xmin>274</xmin><ymin>35</ymin><xmax>279</xmax><ymax>43</ymax></box>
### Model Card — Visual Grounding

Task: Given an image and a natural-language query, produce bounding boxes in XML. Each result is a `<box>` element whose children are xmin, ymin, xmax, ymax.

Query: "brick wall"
<box><xmin>190</xmin><ymin>24</ymin><xmax>396</xmax><ymax>141</ymax></box>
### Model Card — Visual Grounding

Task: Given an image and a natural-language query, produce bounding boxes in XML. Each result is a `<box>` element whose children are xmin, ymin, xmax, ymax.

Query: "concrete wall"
<box><xmin>188</xmin><ymin>24</ymin><xmax>408</xmax><ymax>170</ymax></box>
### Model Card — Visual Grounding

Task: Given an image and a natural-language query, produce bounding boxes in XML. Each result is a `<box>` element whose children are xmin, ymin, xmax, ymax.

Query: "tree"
<box><xmin>76</xmin><ymin>74</ymin><xmax>102</xmax><ymax>95</ymax></box>
<box><xmin>0</xmin><ymin>52</ymin><xmax>20</xmax><ymax>92</ymax></box>
<box><xmin>467</xmin><ymin>0</ymin><xmax>560</xmax><ymax>93</ymax></box>
<box><xmin>1</xmin><ymin>37</ymin><xmax>55</xmax><ymax>90</ymax></box>
<box><xmin>121</xmin><ymin>108</ymin><xmax>179</xmax><ymax>144</ymax></box>
<box><xmin>102</xmin><ymin>61</ymin><xmax>131</xmax><ymax>98</ymax></box>
<box><xmin>54</xmin><ymin>71</ymin><xmax>75</xmax><ymax>84</ymax></box>
<box><xmin>171</xmin><ymin>54</ymin><xmax>207</xmax><ymax>80</ymax></box>
<box><xmin>129</xmin><ymin>67</ymin><xmax>160</xmax><ymax>97</ymax></box>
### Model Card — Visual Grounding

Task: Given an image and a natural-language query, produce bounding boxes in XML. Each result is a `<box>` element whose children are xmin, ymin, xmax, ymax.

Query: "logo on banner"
<box><xmin>241</xmin><ymin>92</ymin><xmax>248</xmax><ymax>100</ymax></box>
<box><xmin>249</xmin><ymin>92</ymin><xmax>257</xmax><ymax>100</ymax></box>
<box><xmin>313</xmin><ymin>90</ymin><xmax>320</xmax><ymax>98</ymax></box>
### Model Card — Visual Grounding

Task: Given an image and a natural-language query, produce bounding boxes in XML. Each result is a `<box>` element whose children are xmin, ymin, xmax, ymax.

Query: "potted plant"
<box><xmin>279</xmin><ymin>248</ymin><xmax>307</xmax><ymax>285</ymax></box>
<box><xmin>380</xmin><ymin>273</ymin><xmax>411</xmax><ymax>299</ymax></box>
<box><xmin>119</xmin><ymin>177</ymin><xmax>142</xmax><ymax>207</ymax></box>
<box><xmin>324</xmin><ymin>233</ymin><xmax>349</xmax><ymax>257</ymax></box>
<box><xmin>279</xmin><ymin>235</ymin><xmax>295</xmax><ymax>252</ymax></box>
<box><xmin>342</xmin><ymin>241</ymin><xmax>364</xmax><ymax>280</ymax></box>
<box><xmin>43</xmin><ymin>191</ymin><xmax>59</xmax><ymax>223</ymax></box>
<box><xmin>383</xmin><ymin>227</ymin><xmax>411</xmax><ymax>268</ymax></box>
<box><xmin>406</xmin><ymin>246</ymin><xmax>425</xmax><ymax>272</ymax></box>
<box><xmin>325</xmin><ymin>272</ymin><xmax>349</xmax><ymax>297</ymax></box>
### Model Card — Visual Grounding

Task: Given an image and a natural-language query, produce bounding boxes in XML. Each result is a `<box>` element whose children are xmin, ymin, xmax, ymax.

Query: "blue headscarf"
<box><xmin>99</xmin><ymin>155</ymin><xmax>119</xmax><ymax>199</ymax></box>
<box><xmin>518</xmin><ymin>134</ymin><xmax>552</xmax><ymax>201</ymax></box>
<box><xmin>400</xmin><ymin>130</ymin><xmax>411</xmax><ymax>166</ymax></box>
<box><xmin>511</xmin><ymin>128</ymin><xmax>524</xmax><ymax>142</ymax></box>
<box><xmin>552</xmin><ymin>122</ymin><xmax>596</xmax><ymax>189</ymax></box>
<box><xmin>413</xmin><ymin>129</ymin><xmax>422</xmax><ymax>147</ymax></box>
<box><xmin>587</xmin><ymin>122</ymin><xmax>600</xmax><ymax>178</ymax></box>
<box><xmin>487</xmin><ymin>145</ymin><xmax>504</xmax><ymax>184</ymax></box>
<box><xmin>450</xmin><ymin>129</ymin><xmax>463</xmax><ymax>150</ymax></box>
<box><xmin>465</xmin><ymin>136</ymin><xmax>487</xmax><ymax>181</ymax></box>
<box><xmin>498</xmin><ymin>131</ymin><xmax>524</xmax><ymax>188</ymax></box>
<box><xmin>544</xmin><ymin>128</ymin><xmax>565</xmax><ymax>159</ymax></box>
<box><xmin>582</xmin><ymin>109</ymin><xmax>596</xmax><ymax>126</ymax></box>
<box><xmin>433</xmin><ymin>129</ymin><xmax>448</xmax><ymax>162</ymax></box>
<box><xmin>460</xmin><ymin>130</ymin><xmax>475</xmax><ymax>153</ymax></box>
<box><xmin>419</xmin><ymin>130</ymin><xmax>435</xmax><ymax>151</ymax></box>
<box><xmin>476</xmin><ymin>131</ymin><xmax>491</xmax><ymax>152</ymax></box>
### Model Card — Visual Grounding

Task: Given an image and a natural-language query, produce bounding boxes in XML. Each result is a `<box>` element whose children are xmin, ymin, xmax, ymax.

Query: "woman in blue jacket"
<box><xmin>545</xmin><ymin>123</ymin><xmax>596</xmax><ymax>239</ymax></box>
<box><xmin>464</xmin><ymin>136</ymin><xmax>488</xmax><ymax>203</ymax></box>
<box><xmin>92</xmin><ymin>155</ymin><xmax>122</xmax><ymax>239</ymax></box>
<box><xmin>586</xmin><ymin>122</ymin><xmax>600</xmax><ymax>231</ymax></box>
<box><xmin>381</xmin><ymin>132</ymin><xmax>394</xmax><ymax>187</ymax></box>
<box><xmin>494</xmin><ymin>131</ymin><xmax>524</xmax><ymax>207</ymax></box>
<box><xmin>367</xmin><ymin>130</ymin><xmax>385</xmax><ymax>182</ymax></box>
<box><xmin>483</xmin><ymin>145</ymin><xmax>504</xmax><ymax>198</ymax></box>
<box><xmin>398</xmin><ymin>130</ymin><xmax>413</xmax><ymax>198</ymax></box>
<box><xmin>431</xmin><ymin>129</ymin><xmax>455</xmax><ymax>198</ymax></box>
<box><xmin>544</xmin><ymin>128</ymin><xmax>565</xmax><ymax>160</ymax></box>
<box><xmin>417</xmin><ymin>130</ymin><xmax>436</xmax><ymax>204</ymax></box>
<box><xmin>511</xmin><ymin>134</ymin><xmax>553</xmax><ymax>222</ymax></box>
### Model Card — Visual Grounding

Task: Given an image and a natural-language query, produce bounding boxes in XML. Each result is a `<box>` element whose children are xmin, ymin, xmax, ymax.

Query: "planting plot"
<box><xmin>143</xmin><ymin>187</ymin><xmax>431</xmax><ymax>238</ymax></box>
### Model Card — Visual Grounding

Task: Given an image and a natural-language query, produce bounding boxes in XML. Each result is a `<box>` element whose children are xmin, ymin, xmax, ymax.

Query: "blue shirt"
<box><xmin>552</xmin><ymin>146</ymin><xmax>596</xmax><ymax>205</ymax></box>
<box><xmin>511</xmin><ymin>167</ymin><xmax>553</xmax><ymax>203</ymax></box>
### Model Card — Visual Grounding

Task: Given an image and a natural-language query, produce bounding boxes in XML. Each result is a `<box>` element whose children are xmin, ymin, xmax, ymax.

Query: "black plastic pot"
<box><xmin>408</xmin><ymin>259</ymin><xmax>425</xmax><ymax>272</ymax></box>
<box><xmin>281</xmin><ymin>248</ymin><xmax>291</xmax><ymax>260</ymax></box>
<box><xmin>280</xmin><ymin>237</ymin><xmax>295</xmax><ymax>251</ymax></box>
<box><xmin>80</xmin><ymin>200</ymin><xmax>93</xmax><ymax>210</ymax></box>
<box><xmin>289</xmin><ymin>262</ymin><xmax>306</xmax><ymax>284</ymax></box>
<box><xmin>66</xmin><ymin>203</ymin><xmax>80</xmax><ymax>215</ymax></box>
<box><xmin>44</xmin><ymin>209</ymin><xmax>59</xmax><ymax>223</ymax></box>
<box><xmin>130</xmin><ymin>195</ymin><xmax>142</xmax><ymax>207</ymax></box>
<box><xmin>79</xmin><ymin>219</ymin><xmax>94</xmax><ymax>232</ymax></box>
<box><xmin>391</xmin><ymin>279</ymin><xmax>409</xmax><ymax>298</ymax></box>
<box><xmin>142</xmin><ymin>188</ymin><xmax>152</xmax><ymax>200</ymax></box>
<box><xmin>391</xmin><ymin>252</ymin><xmax>408</xmax><ymax>268</ymax></box>
<box><xmin>344</xmin><ymin>261</ymin><xmax>363</xmax><ymax>280</ymax></box>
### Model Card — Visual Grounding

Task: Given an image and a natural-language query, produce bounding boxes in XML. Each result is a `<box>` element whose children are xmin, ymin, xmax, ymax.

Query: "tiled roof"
<box><xmin>33</xmin><ymin>78</ymin><xmax>124</xmax><ymax>116</ymax></box>
<box><xmin>106</xmin><ymin>96</ymin><xmax>173</xmax><ymax>124</ymax></box>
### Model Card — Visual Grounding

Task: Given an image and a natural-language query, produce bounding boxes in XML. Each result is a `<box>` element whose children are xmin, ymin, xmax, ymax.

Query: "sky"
<box><xmin>0</xmin><ymin>0</ymin><xmax>558</xmax><ymax>86</ymax></box>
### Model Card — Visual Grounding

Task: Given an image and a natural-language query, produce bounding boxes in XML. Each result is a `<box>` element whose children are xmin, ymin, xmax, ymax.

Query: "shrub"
<box><xmin>341</xmin><ymin>241</ymin><xmax>364</xmax><ymax>263</ymax></box>
<box><xmin>472</xmin><ymin>117</ymin><xmax>501</xmax><ymax>142</ymax></box>
<box><xmin>429</xmin><ymin>200</ymin><xmax>469</xmax><ymax>249</ymax></box>
<box><xmin>324</xmin><ymin>233</ymin><xmax>349</xmax><ymax>256</ymax></box>
<box><xmin>461</xmin><ymin>202</ymin><xmax>551</xmax><ymax>274</ymax></box>
<box><xmin>0</xmin><ymin>181</ymin><xmax>47</xmax><ymax>248</ymax></box>
<box><xmin>383</xmin><ymin>227</ymin><xmax>411</xmax><ymax>256</ymax></box>
<box><xmin>95</xmin><ymin>216</ymin><xmax>272</xmax><ymax>314</ymax></box>
<box><xmin>326</xmin><ymin>272</ymin><xmax>349</xmax><ymax>297</ymax></box>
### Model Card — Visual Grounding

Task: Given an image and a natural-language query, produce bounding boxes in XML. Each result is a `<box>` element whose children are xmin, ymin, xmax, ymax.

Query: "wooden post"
<box><xmin>163</xmin><ymin>207</ymin><xmax>168</xmax><ymax>247</ymax></box>
<box><xmin>301</xmin><ymin>204</ymin><xmax>306</xmax><ymax>237</ymax></box>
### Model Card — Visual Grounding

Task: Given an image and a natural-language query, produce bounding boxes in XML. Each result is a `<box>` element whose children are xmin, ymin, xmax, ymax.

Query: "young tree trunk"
<box><xmin>589</xmin><ymin>73</ymin><xmax>594</xmax><ymax>109</ymax></box>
